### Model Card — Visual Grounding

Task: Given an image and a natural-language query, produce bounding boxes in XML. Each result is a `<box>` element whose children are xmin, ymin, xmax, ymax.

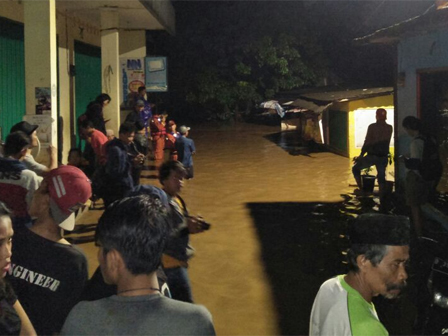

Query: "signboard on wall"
<box><xmin>35</xmin><ymin>87</ymin><xmax>51</xmax><ymax>115</ymax></box>
<box><xmin>120</xmin><ymin>58</ymin><xmax>145</xmax><ymax>106</ymax></box>
<box><xmin>354</xmin><ymin>108</ymin><xmax>395</xmax><ymax>148</ymax></box>
<box><xmin>145</xmin><ymin>57</ymin><xmax>168</xmax><ymax>92</ymax></box>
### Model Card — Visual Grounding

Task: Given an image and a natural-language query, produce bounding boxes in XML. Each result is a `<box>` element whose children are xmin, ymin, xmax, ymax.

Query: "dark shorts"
<box><xmin>352</xmin><ymin>154</ymin><xmax>388</xmax><ymax>184</ymax></box>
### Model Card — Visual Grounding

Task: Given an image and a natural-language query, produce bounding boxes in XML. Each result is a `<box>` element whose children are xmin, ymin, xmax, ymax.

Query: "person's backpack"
<box><xmin>417</xmin><ymin>134</ymin><xmax>443</xmax><ymax>182</ymax></box>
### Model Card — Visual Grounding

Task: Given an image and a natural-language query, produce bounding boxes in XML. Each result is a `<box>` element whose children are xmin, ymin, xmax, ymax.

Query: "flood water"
<box><xmin>176</xmin><ymin>123</ymin><xmax>353</xmax><ymax>336</ymax></box>
<box><xmin>71</xmin><ymin>122</ymin><xmax>410</xmax><ymax>335</ymax></box>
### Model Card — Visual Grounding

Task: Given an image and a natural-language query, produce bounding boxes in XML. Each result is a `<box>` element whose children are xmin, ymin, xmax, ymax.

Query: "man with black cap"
<box><xmin>10</xmin><ymin>121</ymin><xmax>57</xmax><ymax>176</ymax></box>
<box><xmin>8</xmin><ymin>165</ymin><xmax>91</xmax><ymax>335</ymax></box>
<box><xmin>309</xmin><ymin>213</ymin><xmax>410</xmax><ymax>336</ymax></box>
<box><xmin>352</xmin><ymin>109</ymin><xmax>393</xmax><ymax>195</ymax></box>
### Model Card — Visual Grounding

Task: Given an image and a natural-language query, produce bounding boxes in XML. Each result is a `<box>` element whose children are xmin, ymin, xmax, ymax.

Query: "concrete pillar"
<box><xmin>57</xmin><ymin>15</ymin><xmax>75</xmax><ymax>164</ymax></box>
<box><xmin>101</xmin><ymin>8</ymin><xmax>120</xmax><ymax>134</ymax></box>
<box><xmin>23</xmin><ymin>0</ymin><xmax>58</xmax><ymax>153</ymax></box>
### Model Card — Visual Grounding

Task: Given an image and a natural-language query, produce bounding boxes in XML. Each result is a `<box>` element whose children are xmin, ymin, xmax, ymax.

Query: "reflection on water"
<box><xmin>264</xmin><ymin>130</ymin><xmax>327</xmax><ymax>156</ymax></box>
<box><xmin>246</xmin><ymin>193</ymin><xmax>393</xmax><ymax>335</ymax></box>
<box><xmin>177</xmin><ymin>123</ymin><xmax>369</xmax><ymax>335</ymax></box>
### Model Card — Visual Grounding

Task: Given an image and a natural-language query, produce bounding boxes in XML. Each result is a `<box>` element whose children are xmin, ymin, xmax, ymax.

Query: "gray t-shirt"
<box><xmin>61</xmin><ymin>294</ymin><xmax>216</xmax><ymax>335</ymax></box>
<box><xmin>23</xmin><ymin>154</ymin><xmax>48</xmax><ymax>176</ymax></box>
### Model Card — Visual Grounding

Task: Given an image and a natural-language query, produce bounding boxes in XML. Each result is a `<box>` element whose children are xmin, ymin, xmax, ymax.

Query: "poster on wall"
<box><xmin>23</xmin><ymin>114</ymin><xmax>54</xmax><ymax>147</ymax></box>
<box><xmin>120</xmin><ymin>58</ymin><xmax>145</xmax><ymax>107</ymax></box>
<box><xmin>35</xmin><ymin>87</ymin><xmax>51</xmax><ymax>115</ymax></box>
<box><xmin>145</xmin><ymin>57</ymin><xmax>168</xmax><ymax>92</ymax></box>
<box><xmin>354</xmin><ymin>109</ymin><xmax>395</xmax><ymax>148</ymax></box>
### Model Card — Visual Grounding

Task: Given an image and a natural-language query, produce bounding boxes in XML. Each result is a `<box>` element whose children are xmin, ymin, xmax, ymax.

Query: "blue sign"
<box><xmin>145</xmin><ymin>57</ymin><xmax>168</xmax><ymax>92</ymax></box>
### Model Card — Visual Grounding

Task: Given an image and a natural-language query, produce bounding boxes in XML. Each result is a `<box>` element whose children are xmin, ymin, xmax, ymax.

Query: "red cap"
<box><xmin>47</xmin><ymin>165</ymin><xmax>92</xmax><ymax>231</ymax></box>
<box><xmin>376</xmin><ymin>108</ymin><xmax>387</xmax><ymax>120</ymax></box>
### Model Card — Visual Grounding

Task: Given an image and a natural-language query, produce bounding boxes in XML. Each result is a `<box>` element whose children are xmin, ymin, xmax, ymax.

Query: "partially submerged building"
<box><xmin>278</xmin><ymin>86</ymin><xmax>394</xmax><ymax>159</ymax></box>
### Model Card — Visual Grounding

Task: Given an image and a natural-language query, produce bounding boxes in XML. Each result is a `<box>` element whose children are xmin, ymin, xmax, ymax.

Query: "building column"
<box><xmin>101</xmin><ymin>8</ymin><xmax>120</xmax><ymax>134</ymax></box>
<box><xmin>23</xmin><ymin>0</ymin><xmax>58</xmax><ymax>155</ymax></box>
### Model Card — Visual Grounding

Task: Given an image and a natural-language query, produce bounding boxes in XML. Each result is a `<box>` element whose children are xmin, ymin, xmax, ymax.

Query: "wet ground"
<box><xmin>69</xmin><ymin>122</ymin><xmax>417</xmax><ymax>335</ymax></box>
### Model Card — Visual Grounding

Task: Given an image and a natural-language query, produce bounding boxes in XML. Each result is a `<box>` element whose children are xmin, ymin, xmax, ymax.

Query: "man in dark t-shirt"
<box><xmin>7</xmin><ymin>165</ymin><xmax>91</xmax><ymax>335</ymax></box>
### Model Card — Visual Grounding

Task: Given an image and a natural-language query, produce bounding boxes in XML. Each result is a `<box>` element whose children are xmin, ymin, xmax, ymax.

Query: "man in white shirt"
<box><xmin>310</xmin><ymin>213</ymin><xmax>410</xmax><ymax>336</ymax></box>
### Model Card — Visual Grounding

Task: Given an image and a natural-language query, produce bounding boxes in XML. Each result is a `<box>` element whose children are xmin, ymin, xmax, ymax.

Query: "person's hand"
<box><xmin>187</xmin><ymin>216</ymin><xmax>205</xmax><ymax>234</ymax></box>
<box><xmin>133</xmin><ymin>154</ymin><xmax>145</xmax><ymax>166</ymax></box>
<box><xmin>352</xmin><ymin>156</ymin><xmax>359</xmax><ymax>163</ymax></box>
<box><xmin>47</xmin><ymin>145</ymin><xmax>57</xmax><ymax>158</ymax></box>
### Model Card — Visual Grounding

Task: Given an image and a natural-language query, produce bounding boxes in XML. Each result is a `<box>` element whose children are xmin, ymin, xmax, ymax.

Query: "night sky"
<box><xmin>148</xmin><ymin>1</ymin><xmax>435</xmax><ymax>117</ymax></box>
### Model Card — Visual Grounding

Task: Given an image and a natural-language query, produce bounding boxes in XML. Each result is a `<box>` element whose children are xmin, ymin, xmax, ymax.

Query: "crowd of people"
<box><xmin>0</xmin><ymin>89</ymin><xmax>213</xmax><ymax>335</ymax></box>
<box><xmin>0</xmin><ymin>96</ymin><xmax>443</xmax><ymax>335</ymax></box>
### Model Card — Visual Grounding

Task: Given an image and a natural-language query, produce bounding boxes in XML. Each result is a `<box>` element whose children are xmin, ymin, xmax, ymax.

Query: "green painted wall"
<box><xmin>329</xmin><ymin>110</ymin><xmax>348</xmax><ymax>155</ymax></box>
<box><xmin>74</xmin><ymin>40</ymin><xmax>101</xmax><ymax>146</ymax></box>
<box><xmin>0</xmin><ymin>18</ymin><xmax>25</xmax><ymax>141</ymax></box>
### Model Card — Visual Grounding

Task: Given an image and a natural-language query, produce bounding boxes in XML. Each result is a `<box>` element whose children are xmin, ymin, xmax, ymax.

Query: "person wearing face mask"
<box><xmin>6</xmin><ymin>166</ymin><xmax>91</xmax><ymax>335</ymax></box>
<box><xmin>310</xmin><ymin>213</ymin><xmax>410</xmax><ymax>336</ymax></box>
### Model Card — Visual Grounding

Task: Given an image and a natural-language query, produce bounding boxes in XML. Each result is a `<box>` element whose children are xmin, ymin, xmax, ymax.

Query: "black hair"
<box><xmin>135</xmin><ymin>120</ymin><xmax>145</xmax><ymax>131</ymax></box>
<box><xmin>79</xmin><ymin>119</ymin><xmax>94</xmax><ymax>129</ymax></box>
<box><xmin>119</xmin><ymin>122</ymin><xmax>136</xmax><ymax>135</ymax></box>
<box><xmin>346</xmin><ymin>244</ymin><xmax>388</xmax><ymax>273</ymax></box>
<box><xmin>95</xmin><ymin>93</ymin><xmax>111</xmax><ymax>105</ymax></box>
<box><xmin>68</xmin><ymin>148</ymin><xmax>82</xmax><ymax>159</ymax></box>
<box><xmin>4</xmin><ymin>131</ymin><xmax>31</xmax><ymax>156</ymax></box>
<box><xmin>159</xmin><ymin>161</ymin><xmax>187</xmax><ymax>185</ymax></box>
<box><xmin>138</xmin><ymin>86</ymin><xmax>146</xmax><ymax>94</ymax></box>
<box><xmin>402</xmin><ymin>116</ymin><xmax>422</xmax><ymax>131</ymax></box>
<box><xmin>95</xmin><ymin>195</ymin><xmax>168</xmax><ymax>275</ymax></box>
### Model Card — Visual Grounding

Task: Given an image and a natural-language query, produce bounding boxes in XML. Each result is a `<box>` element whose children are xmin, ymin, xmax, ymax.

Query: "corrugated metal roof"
<box><xmin>299</xmin><ymin>87</ymin><xmax>393</xmax><ymax>104</ymax></box>
<box><xmin>272</xmin><ymin>86</ymin><xmax>393</xmax><ymax>114</ymax></box>
<box><xmin>355</xmin><ymin>6</ymin><xmax>448</xmax><ymax>45</ymax></box>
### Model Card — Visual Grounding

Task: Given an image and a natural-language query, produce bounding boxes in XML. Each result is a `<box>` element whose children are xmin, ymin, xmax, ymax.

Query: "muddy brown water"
<box><xmin>73</xmin><ymin>122</ymin><xmax>409</xmax><ymax>335</ymax></box>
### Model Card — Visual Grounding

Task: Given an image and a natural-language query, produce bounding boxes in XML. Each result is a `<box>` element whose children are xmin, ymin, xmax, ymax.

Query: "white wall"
<box><xmin>397</xmin><ymin>30</ymin><xmax>448</xmax><ymax>127</ymax></box>
<box><xmin>396</xmin><ymin>29</ymin><xmax>448</xmax><ymax>182</ymax></box>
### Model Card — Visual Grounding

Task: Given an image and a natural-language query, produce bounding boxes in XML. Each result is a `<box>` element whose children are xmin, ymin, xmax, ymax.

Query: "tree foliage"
<box><xmin>151</xmin><ymin>1</ymin><xmax>329</xmax><ymax>119</ymax></box>
<box><xmin>183</xmin><ymin>31</ymin><xmax>325</xmax><ymax>118</ymax></box>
